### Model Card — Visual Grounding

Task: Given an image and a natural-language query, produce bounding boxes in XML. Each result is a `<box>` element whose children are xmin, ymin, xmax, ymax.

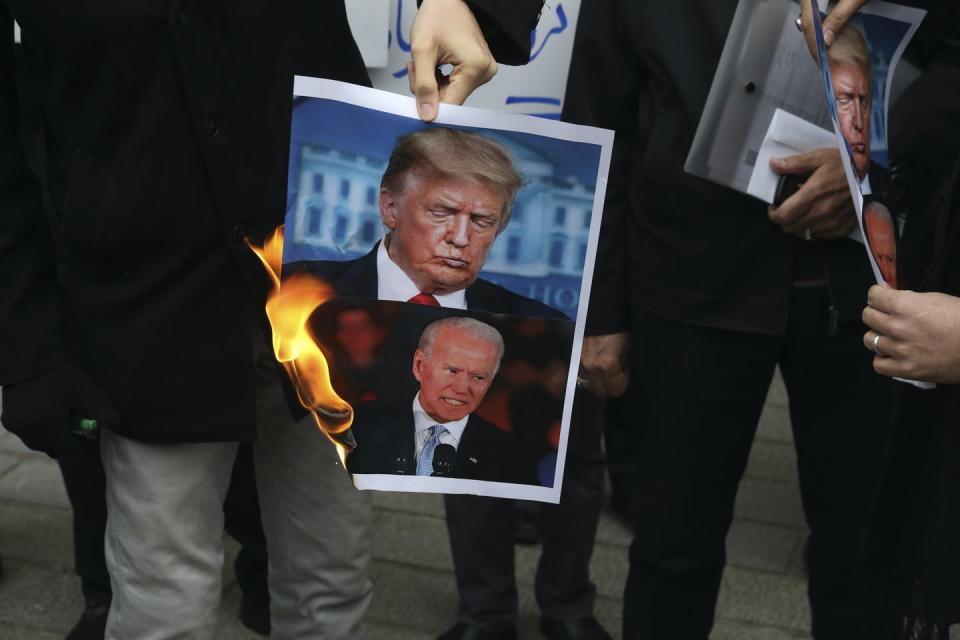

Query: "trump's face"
<box><xmin>831</xmin><ymin>62</ymin><xmax>872</xmax><ymax>180</ymax></box>
<box><xmin>413</xmin><ymin>326</ymin><xmax>499</xmax><ymax>423</ymax></box>
<box><xmin>380</xmin><ymin>172</ymin><xmax>504</xmax><ymax>296</ymax></box>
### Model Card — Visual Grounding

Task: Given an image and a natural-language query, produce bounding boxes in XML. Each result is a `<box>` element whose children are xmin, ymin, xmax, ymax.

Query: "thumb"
<box><xmin>408</xmin><ymin>48</ymin><xmax>440</xmax><ymax>122</ymax></box>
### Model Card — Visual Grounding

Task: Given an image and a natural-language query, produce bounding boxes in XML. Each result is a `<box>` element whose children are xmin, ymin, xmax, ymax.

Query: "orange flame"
<box><xmin>248</xmin><ymin>226</ymin><xmax>354</xmax><ymax>466</ymax></box>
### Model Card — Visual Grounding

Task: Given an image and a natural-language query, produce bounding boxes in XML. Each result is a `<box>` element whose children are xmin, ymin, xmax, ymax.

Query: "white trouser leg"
<box><xmin>100</xmin><ymin>428</ymin><xmax>237</xmax><ymax>640</ymax></box>
<box><xmin>252</xmin><ymin>347</ymin><xmax>374</xmax><ymax>639</ymax></box>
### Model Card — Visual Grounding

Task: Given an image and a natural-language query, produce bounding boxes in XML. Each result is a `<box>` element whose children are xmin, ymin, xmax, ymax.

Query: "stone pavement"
<box><xmin>0</xmin><ymin>372</ymin><xmax>824</xmax><ymax>639</ymax></box>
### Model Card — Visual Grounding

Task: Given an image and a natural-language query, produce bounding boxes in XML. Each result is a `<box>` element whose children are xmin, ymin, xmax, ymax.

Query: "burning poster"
<box><xmin>271</xmin><ymin>77</ymin><xmax>612</xmax><ymax>503</ymax></box>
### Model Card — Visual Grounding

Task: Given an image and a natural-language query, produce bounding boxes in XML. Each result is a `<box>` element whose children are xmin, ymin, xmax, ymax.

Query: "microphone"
<box><xmin>392</xmin><ymin>456</ymin><xmax>410</xmax><ymax>474</ymax></box>
<box><xmin>431</xmin><ymin>444</ymin><xmax>456</xmax><ymax>477</ymax></box>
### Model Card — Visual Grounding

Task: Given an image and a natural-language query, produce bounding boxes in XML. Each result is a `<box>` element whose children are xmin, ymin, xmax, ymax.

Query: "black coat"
<box><xmin>286</xmin><ymin>242</ymin><xmax>567</xmax><ymax>321</ymax></box>
<box><xmin>562</xmin><ymin>0</ymin><xmax>877</xmax><ymax>337</ymax></box>
<box><xmin>345</xmin><ymin>399</ymin><xmax>536</xmax><ymax>485</ymax></box>
<box><xmin>0</xmin><ymin>0</ymin><xmax>543</xmax><ymax>443</ymax></box>
<box><xmin>863</xmin><ymin>3</ymin><xmax>960</xmax><ymax>631</ymax></box>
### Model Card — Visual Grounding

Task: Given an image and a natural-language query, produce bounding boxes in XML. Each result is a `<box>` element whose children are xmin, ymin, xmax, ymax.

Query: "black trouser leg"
<box><xmin>223</xmin><ymin>443</ymin><xmax>269</xmax><ymax>600</ymax></box>
<box><xmin>57</xmin><ymin>439</ymin><xmax>111</xmax><ymax>601</ymax></box>
<box><xmin>861</xmin><ymin>384</ymin><xmax>944</xmax><ymax>639</ymax></box>
<box><xmin>779</xmin><ymin>287</ymin><xmax>894</xmax><ymax>640</ymax></box>
<box><xmin>536</xmin><ymin>390</ymin><xmax>606</xmax><ymax>620</ymax></box>
<box><xmin>622</xmin><ymin>311</ymin><xmax>777</xmax><ymax>639</ymax></box>
<box><xmin>444</xmin><ymin>493</ymin><xmax>518</xmax><ymax>630</ymax></box>
<box><xmin>445</xmin><ymin>390</ymin><xmax>607</xmax><ymax>629</ymax></box>
<box><xmin>603</xmin><ymin>393</ymin><xmax>641</xmax><ymax>520</ymax></box>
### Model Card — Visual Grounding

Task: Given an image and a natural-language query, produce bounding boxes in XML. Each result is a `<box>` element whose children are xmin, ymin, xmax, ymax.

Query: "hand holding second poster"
<box><xmin>279</xmin><ymin>78</ymin><xmax>613</xmax><ymax>503</ymax></box>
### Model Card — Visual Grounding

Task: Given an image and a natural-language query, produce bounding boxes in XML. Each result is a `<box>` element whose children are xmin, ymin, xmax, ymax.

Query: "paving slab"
<box><xmin>734</xmin><ymin>478</ymin><xmax>807</xmax><ymax>529</ymax></box>
<box><xmin>744</xmin><ymin>440</ymin><xmax>799</xmax><ymax>484</ymax></box>
<box><xmin>0</xmin><ymin>628</ymin><xmax>63</xmax><ymax>640</ymax></box>
<box><xmin>513</xmin><ymin>537</ymin><xmax>628</xmax><ymax>602</ymax></box>
<box><xmin>366</xmin><ymin>561</ymin><xmax>459</xmax><ymax>635</ymax></box>
<box><xmin>0</xmin><ymin>502</ymin><xmax>74</xmax><ymax>571</ymax></box>
<box><xmin>766</xmin><ymin>370</ymin><xmax>789</xmax><ymax>407</ymax></box>
<box><xmin>756</xmin><ymin>404</ymin><xmax>793</xmax><ymax>444</ymax></box>
<box><xmin>585</xmin><ymin>543</ymin><xmax>630</xmax><ymax>600</ymax></box>
<box><xmin>373</xmin><ymin>510</ymin><xmax>453</xmax><ymax>571</ymax></box>
<box><xmin>711</xmin><ymin>618</ymin><xmax>810</xmax><ymax>640</ymax></box>
<box><xmin>359</xmin><ymin>621</ymin><xmax>435</xmax><ymax>640</ymax></box>
<box><xmin>0</xmin><ymin>457</ymin><xmax>69</xmax><ymax>509</ymax></box>
<box><xmin>372</xmin><ymin>491</ymin><xmax>445</xmax><ymax>518</ymax></box>
<box><xmin>726</xmin><ymin>520</ymin><xmax>802</xmax><ymax>574</ymax></box>
<box><xmin>0</xmin><ymin>561</ymin><xmax>84</xmax><ymax>634</ymax></box>
<box><xmin>592</xmin><ymin>596</ymin><xmax>623</xmax><ymax>639</ymax></box>
<box><xmin>594</xmin><ymin>506</ymin><xmax>632</xmax><ymax>548</ymax></box>
<box><xmin>716</xmin><ymin>566</ymin><xmax>811</xmax><ymax>633</ymax></box>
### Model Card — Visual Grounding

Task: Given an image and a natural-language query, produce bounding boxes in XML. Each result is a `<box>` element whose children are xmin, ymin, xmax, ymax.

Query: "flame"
<box><xmin>248</xmin><ymin>226</ymin><xmax>354</xmax><ymax>466</ymax></box>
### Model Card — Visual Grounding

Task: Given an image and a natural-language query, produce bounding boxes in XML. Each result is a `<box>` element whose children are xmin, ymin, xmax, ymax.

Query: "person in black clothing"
<box><xmin>0</xmin><ymin>1</ymin><xmax>544</xmax><ymax>637</ymax></box>
<box><xmin>807</xmin><ymin>1</ymin><xmax>960</xmax><ymax>637</ymax></box>
<box><xmin>7</xmin><ymin>38</ymin><xmax>276</xmax><ymax>639</ymax></box>
<box><xmin>565</xmin><ymin>1</ymin><xmax>894</xmax><ymax>638</ymax></box>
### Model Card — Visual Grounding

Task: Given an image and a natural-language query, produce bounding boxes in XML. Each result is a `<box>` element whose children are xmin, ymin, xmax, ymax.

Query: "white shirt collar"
<box><xmin>412</xmin><ymin>393</ymin><xmax>468</xmax><ymax>450</ymax></box>
<box><xmin>860</xmin><ymin>173</ymin><xmax>872</xmax><ymax>196</ymax></box>
<box><xmin>376</xmin><ymin>239</ymin><xmax>467</xmax><ymax>309</ymax></box>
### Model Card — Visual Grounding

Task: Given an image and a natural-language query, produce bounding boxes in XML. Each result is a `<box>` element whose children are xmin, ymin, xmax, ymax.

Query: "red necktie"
<box><xmin>407</xmin><ymin>293</ymin><xmax>440</xmax><ymax>306</ymax></box>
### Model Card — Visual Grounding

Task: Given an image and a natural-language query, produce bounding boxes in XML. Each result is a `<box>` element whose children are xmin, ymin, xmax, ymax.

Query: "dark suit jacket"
<box><xmin>286</xmin><ymin>243</ymin><xmax>567</xmax><ymax>320</ymax></box>
<box><xmin>0</xmin><ymin>0</ymin><xmax>543</xmax><ymax>443</ymax></box>
<box><xmin>346</xmin><ymin>400</ymin><xmax>537</xmax><ymax>485</ymax></box>
<box><xmin>563</xmin><ymin>0</ymin><xmax>878</xmax><ymax>337</ymax></box>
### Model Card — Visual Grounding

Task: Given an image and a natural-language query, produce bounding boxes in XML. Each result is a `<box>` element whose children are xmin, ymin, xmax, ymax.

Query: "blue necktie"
<box><xmin>416</xmin><ymin>425</ymin><xmax>447</xmax><ymax>476</ymax></box>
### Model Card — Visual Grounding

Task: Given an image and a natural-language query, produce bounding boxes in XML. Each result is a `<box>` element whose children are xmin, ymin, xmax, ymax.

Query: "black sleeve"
<box><xmin>0</xmin><ymin>10</ymin><xmax>66</xmax><ymax>384</ymax></box>
<box><xmin>561</xmin><ymin>0</ymin><xmax>643</xmax><ymax>335</ymax></box>
<box><xmin>416</xmin><ymin>0</ymin><xmax>544</xmax><ymax>66</ymax></box>
<box><xmin>464</xmin><ymin>0</ymin><xmax>543</xmax><ymax>65</ymax></box>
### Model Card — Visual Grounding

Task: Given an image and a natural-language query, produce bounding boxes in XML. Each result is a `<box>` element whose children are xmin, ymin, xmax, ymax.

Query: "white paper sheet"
<box><xmin>747</xmin><ymin>108</ymin><xmax>837</xmax><ymax>203</ymax></box>
<box><xmin>345</xmin><ymin>0</ymin><xmax>390</xmax><ymax>68</ymax></box>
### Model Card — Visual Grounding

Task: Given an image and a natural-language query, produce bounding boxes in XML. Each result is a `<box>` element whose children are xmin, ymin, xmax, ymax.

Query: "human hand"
<box><xmin>799</xmin><ymin>0</ymin><xmax>871</xmax><ymax>58</ymax></box>
<box><xmin>579</xmin><ymin>332</ymin><xmax>630</xmax><ymax>398</ymax></box>
<box><xmin>862</xmin><ymin>286</ymin><xmax>960</xmax><ymax>384</ymax></box>
<box><xmin>408</xmin><ymin>0</ymin><xmax>498</xmax><ymax>121</ymax></box>
<box><xmin>768</xmin><ymin>148</ymin><xmax>856</xmax><ymax>240</ymax></box>
<box><xmin>1</xmin><ymin>362</ymin><xmax>120</xmax><ymax>458</ymax></box>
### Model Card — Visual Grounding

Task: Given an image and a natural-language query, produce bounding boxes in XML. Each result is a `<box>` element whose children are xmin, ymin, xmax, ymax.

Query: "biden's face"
<box><xmin>413</xmin><ymin>326</ymin><xmax>499</xmax><ymax>424</ymax></box>
<box><xmin>380</xmin><ymin>172</ymin><xmax>504</xmax><ymax>296</ymax></box>
<box><xmin>864</xmin><ymin>204</ymin><xmax>897</xmax><ymax>287</ymax></box>
<box><xmin>831</xmin><ymin>62</ymin><xmax>872</xmax><ymax>180</ymax></box>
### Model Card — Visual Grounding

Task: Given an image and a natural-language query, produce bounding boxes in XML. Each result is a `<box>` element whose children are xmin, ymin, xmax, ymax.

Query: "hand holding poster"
<box><xmin>276</xmin><ymin>78</ymin><xmax>613</xmax><ymax>503</ymax></box>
